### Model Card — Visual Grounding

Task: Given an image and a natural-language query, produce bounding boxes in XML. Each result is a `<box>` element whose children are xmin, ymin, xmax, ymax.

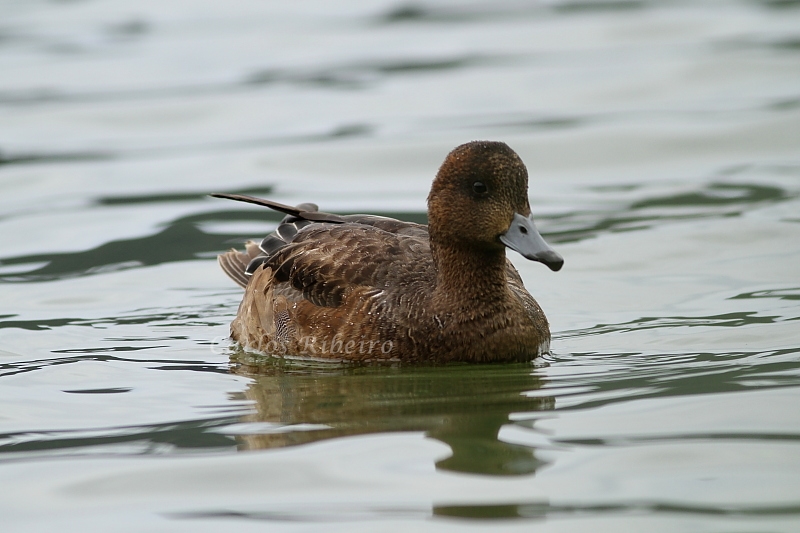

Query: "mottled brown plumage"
<box><xmin>214</xmin><ymin>141</ymin><xmax>563</xmax><ymax>363</ymax></box>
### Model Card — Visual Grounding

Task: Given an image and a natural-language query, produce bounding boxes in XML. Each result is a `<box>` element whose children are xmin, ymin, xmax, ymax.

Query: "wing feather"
<box><xmin>263</xmin><ymin>222</ymin><xmax>432</xmax><ymax>309</ymax></box>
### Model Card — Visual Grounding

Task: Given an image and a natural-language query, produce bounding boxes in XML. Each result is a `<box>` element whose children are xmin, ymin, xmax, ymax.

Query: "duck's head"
<box><xmin>427</xmin><ymin>141</ymin><xmax>563</xmax><ymax>272</ymax></box>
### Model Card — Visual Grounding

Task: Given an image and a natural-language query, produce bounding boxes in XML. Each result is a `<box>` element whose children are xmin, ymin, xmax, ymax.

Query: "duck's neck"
<box><xmin>431</xmin><ymin>242</ymin><xmax>510</xmax><ymax>312</ymax></box>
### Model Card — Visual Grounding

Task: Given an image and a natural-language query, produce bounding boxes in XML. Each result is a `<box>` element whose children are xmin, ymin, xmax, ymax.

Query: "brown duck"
<box><xmin>213</xmin><ymin>141</ymin><xmax>563</xmax><ymax>363</ymax></box>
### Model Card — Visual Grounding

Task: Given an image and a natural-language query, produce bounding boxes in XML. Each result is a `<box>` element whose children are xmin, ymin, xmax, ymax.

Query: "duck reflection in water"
<box><xmin>230</xmin><ymin>353</ymin><xmax>554</xmax><ymax>476</ymax></box>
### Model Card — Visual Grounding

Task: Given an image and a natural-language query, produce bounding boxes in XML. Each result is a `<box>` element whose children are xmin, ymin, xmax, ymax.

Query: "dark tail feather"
<box><xmin>210</xmin><ymin>193</ymin><xmax>345</xmax><ymax>223</ymax></box>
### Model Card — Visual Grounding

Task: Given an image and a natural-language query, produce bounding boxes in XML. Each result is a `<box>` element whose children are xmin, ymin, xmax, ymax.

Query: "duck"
<box><xmin>213</xmin><ymin>141</ymin><xmax>563</xmax><ymax>363</ymax></box>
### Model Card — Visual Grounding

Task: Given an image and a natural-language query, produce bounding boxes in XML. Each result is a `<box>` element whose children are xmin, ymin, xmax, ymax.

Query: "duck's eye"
<box><xmin>472</xmin><ymin>181</ymin><xmax>488</xmax><ymax>195</ymax></box>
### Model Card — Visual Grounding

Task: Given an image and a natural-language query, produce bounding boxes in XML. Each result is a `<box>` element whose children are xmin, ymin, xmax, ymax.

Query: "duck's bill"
<box><xmin>500</xmin><ymin>213</ymin><xmax>564</xmax><ymax>272</ymax></box>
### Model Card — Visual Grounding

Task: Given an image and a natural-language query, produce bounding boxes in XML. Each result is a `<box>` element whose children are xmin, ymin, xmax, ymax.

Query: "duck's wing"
<box><xmin>213</xmin><ymin>192</ymin><xmax>431</xmax><ymax>297</ymax></box>
<box><xmin>264</xmin><ymin>222</ymin><xmax>432</xmax><ymax>308</ymax></box>
<box><xmin>217</xmin><ymin>203</ymin><xmax>431</xmax><ymax>297</ymax></box>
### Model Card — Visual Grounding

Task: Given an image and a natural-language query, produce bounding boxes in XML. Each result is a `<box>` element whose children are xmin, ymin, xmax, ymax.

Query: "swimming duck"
<box><xmin>213</xmin><ymin>141</ymin><xmax>563</xmax><ymax>363</ymax></box>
